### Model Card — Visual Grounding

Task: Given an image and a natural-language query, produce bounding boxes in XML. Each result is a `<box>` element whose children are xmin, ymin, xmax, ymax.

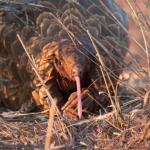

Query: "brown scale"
<box><xmin>0</xmin><ymin>1</ymin><xmax>64</xmax><ymax>111</ymax></box>
<box><xmin>0</xmin><ymin>1</ymin><xmax>128</xmax><ymax>117</ymax></box>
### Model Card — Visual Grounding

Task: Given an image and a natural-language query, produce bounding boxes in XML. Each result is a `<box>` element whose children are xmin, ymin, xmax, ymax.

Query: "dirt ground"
<box><xmin>0</xmin><ymin>105</ymin><xmax>149</xmax><ymax>149</ymax></box>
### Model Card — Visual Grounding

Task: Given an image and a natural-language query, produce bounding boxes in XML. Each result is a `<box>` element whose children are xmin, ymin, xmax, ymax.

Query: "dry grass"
<box><xmin>0</xmin><ymin>0</ymin><xmax>150</xmax><ymax>149</ymax></box>
<box><xmin>0</xmin><ymin>106</ymin><xmax>149</xmax><ymax>149</ymax></box>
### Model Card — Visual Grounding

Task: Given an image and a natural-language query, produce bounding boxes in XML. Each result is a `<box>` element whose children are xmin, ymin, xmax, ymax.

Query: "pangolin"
<box><xmin>0</xmin><ymin>0</ymin><xmax>128</xmax><ymax>117</ymax></box>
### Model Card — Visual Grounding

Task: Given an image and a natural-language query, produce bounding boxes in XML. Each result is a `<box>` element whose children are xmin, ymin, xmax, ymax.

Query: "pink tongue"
<box><xmin>75</xmin><ymin>76</ymin><xmax>82</xmax><ymax>118</ymax></box>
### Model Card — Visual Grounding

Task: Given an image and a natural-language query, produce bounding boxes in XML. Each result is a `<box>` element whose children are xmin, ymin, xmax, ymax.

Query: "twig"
<box><xmin>140</xmin><ymin>120</ymin><xmax>150</xmax><ymax>142</ymax></box>
<box><xmin>70</xmin><ymin>111</ymin><xmax>116</xmax><ymax>126</ymax></box>
<box><xmin>45</xmin><ymin>101</ymin><xmax>56</xmax><ymax>150</ymax></box>
<box><xmin>0</xmin><ymin>109</ymin><xmax>49</xmax><ymax>118</ymax></box>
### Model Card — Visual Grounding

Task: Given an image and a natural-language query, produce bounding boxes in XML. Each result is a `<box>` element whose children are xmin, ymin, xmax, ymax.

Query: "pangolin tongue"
<box><xmin>75</xmin><ymin>76</ymin><xmax>82</xmax><ymax>118</ymax></box>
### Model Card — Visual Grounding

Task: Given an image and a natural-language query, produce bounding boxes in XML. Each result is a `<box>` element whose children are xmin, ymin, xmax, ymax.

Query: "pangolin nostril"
<box><xmin>72</xmin><ymin>67</ymin><xmax>82</xmax><ymax>77</ymax></box>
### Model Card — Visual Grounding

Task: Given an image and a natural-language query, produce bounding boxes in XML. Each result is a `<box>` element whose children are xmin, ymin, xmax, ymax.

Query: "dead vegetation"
<box><xmin>0</xmin><ymin>0</ymin><xmax>150</xmax><ymax>149</ymax></box>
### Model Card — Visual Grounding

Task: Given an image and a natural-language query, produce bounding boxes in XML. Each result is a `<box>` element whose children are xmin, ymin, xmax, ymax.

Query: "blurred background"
<box><xmin>117</xmin><ymin>0</ymin><xmax>149</xmax><ymax>69</ymax></box>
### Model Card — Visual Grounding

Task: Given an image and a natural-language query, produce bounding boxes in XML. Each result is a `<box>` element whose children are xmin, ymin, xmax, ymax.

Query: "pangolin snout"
<box><xmin>72</xmin><ymin>65</ymin><xmax>83</xmax><ymax>78</ymax></box>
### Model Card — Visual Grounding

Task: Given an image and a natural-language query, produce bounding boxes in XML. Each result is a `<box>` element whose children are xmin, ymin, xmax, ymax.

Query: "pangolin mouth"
<box><xmin>75</xmin><ymin>76</ymin><xmax>82</xmax><ymax>118</ymax></box>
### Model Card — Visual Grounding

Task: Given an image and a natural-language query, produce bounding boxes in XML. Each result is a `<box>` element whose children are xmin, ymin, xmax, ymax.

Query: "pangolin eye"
<box><xmin>57</xmin><ymin>60</ymin><xmax>63</xmax><ymax>67</ymax></box>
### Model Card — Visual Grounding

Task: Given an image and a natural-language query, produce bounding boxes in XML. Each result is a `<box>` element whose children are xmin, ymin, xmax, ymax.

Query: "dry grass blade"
<box><xmin>71</xmin><ymin>111</ymin><xmax>116</xmax><ymax>126</ymax></box>
<box><xmin>87</xmin><ymin>30</ymin><xmax>123</xmax><ymax>122</ymax></box>
<box><xmin>125</xmin><ymin>0</ymin><xmax>149</xmax><ymax>70</ymax></box>
<box><xmin>45</xmin><ymin>101</ymin><xmax>56</xmax><ymax>150</ymax></box>
<box><xmin>143</xmin><ymin>90</ymin><xmax>150</xmax><ymax>107</ymax></box>
<box><xmin>17</xmin><ymin>34</ymin><xmax>61</xmax><ymax>150</ymax></box>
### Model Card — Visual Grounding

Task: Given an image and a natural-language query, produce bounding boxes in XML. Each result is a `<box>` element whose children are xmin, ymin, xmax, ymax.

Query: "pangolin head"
<box><xmin>44</xmin><ymin>39</ymin><xmax>93</xmax><ymax>118</ymax></box>
<box><xmin>53</xmin><ymin>39</ymin><xmax>93</xmax><ymax>81</ymax></box>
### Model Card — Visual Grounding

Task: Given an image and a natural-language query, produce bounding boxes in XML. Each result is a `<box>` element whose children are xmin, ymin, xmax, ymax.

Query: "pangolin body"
<box><xmin>0</xmin><ymin>0</ymin><xmax>128</xmax><ymax>116</ymax></box>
